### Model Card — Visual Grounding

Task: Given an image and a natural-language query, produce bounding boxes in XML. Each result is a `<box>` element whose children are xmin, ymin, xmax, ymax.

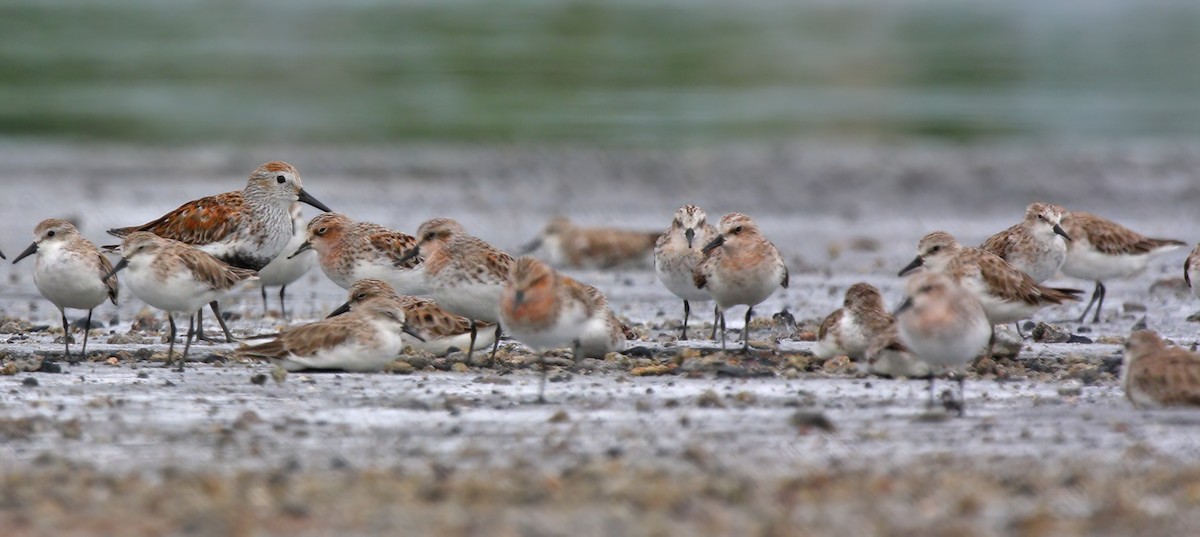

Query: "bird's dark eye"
<box><xmin>276</xmin><ymin>175</ymin><xmax>286</xmax><ymax>183</ymax></box>
<box><xmin>316</xmin><ymin>227</ymin><xmax>328</xmax><ymax>235</ymax></box>
<box><xmin>919</xmin><ymin>285</ymin><xmax>933</xmax><ymax>293</ymax></box>
<box><xmin>930</xmin><ymin>245</ymin><xmax>941</xmax><ymax>253</ymax></box>
<box><xmin>424</xmin><ymin>232</ymin><xmax>436</xmax><ymax>241</ymax></box>
<box><xmin>47</xmin><ymin>231</ymin><xmax>56</xmax><ymax>238</ymax></box>
<box><xmin>357</xmin><ymin>293</ymin><xmax>367</xmax><ymax>300</ymax></box>
<box><xmin>733</xmin><ymin>226</ymin><xmax>743</xmax><ymax>234</ymax></box>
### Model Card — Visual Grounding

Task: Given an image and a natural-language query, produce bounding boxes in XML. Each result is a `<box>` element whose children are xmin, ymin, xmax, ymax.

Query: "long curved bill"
<box><xmin>298</xmin><ymin>189</ymin><xmax>332</xmax><ymax>213</ymax></box>
<box><xmin>12</xmin><ymin>242</ymin><xmax>38</xmax><ymax>264</ymax></box>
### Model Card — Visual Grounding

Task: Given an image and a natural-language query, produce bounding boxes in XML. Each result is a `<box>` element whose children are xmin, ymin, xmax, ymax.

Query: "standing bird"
<box><xmin>398</xmin><ymin>218</ymin><xmax>515</xmax><ymax>363</ymax></box>
<box><xmin>256</xmin><ymin>203</ymin><xmax>314</xmax><ymax>319</ymax></box>
<box><xmin>900</xmin><ymin>231</ymin><xmax>1081</xmax><ymax>338</ymax></box>
<box><xmin>895</xmin><ymin>272</ymin><xmax>992</xmax><ymax>415</ymax></box>
<box><xmin>693</xmin><ymin>213</ymin><xmax>788</xmax><ymax>352</ymax></box>
<box><xmin>814</xmin><ymin>282</ymin><xmax>893</xmax><ymax>361</ymax></box>
<box><xmin>501</xmin><ymin>257</ymin><xmax>627</xmax><ymax>403</ymax></box>
<box><xmin>238</xmin><ymin>281</ymin><xmax>421</xmax><ymax>372</ymax></box>
<box><xmin>521</xmin><ymin>216</ymin><xmax>659</xmax><ymax>269</ymax></box>
<box><xmin>980</xmin><ymin>202</ymin><xmax>1072</xmax><ymax>283</ymax></box>
<box><xmin>290</xmin><ymin>212</ymin><xmax>425</xmax><ymax>296</ymax></box>
<box><xmin>107</xmin><ymin>161</ymin><xmax>331</xmax><ymax>341</ymax></box>
<box><xmin>106</xmin><ymin>232</ymin><xmax>258</xmax><ymax>371</ymax></box>
<box><xmin>654</xmin><ymin>204</ymin><xmax>719</xmax><ymax>340</ymax></box>
<box><xmin>12</xmin><ymin>219</ymin><xmax>118</xmax><ymax>362</ymax></box>
<box><xmin>1059</xmin><ymin>211</ymin><xmax>1185</xmax><ymax>323</ymax></box>
<box><xmin>327</xmin><ymin>279</ymin><xmax>497</xmax><ymax>356</ymax></box>
<box><xmin>1122</xmin><ymin>330</ymin><xmax>1200</xmax><ymax>409</ymax></box>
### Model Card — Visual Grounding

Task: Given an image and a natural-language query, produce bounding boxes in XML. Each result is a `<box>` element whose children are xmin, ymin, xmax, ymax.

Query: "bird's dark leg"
<box><xmin>465</xmin><ymin>320</ymin><xmax>478</xmax><ymax>363</ymax></box>
<box><xmin>681</xmin><ymin>300</ymin><xmax>690</xmax><ymax>340</ymax></box>
<box><xmin>165</xmin><ymin>315</ymin><xmax>177</xmax><ymax>368</ymax></box>
<box><xmin>710</xmin><ymin>304</ymin><xmax>719</xmax><ymax>340</ymax></box>
<box><xmin>260</xmin><ymin>286</ymin><xmax>269</xmax><ymax>317</ymax></box>
<box><xmin>279</xmin><ymin>285</ymin><xmax>289</xmax><ymax>320</ymax></box>
<box><xmin>60</xmin><ymin>309</ymin><xmax>75</xmax><ymax>364</ymax></box>
<box><xmin>178</xmin><ymin>313</ymin><xmax>196</xmax><ymax>372</ymax></box>
<box><xmin>1076</xmin><ymin>281</ymin><xmax>1102</xmax><ymax>324</ymax></box>
<box><xmin>1092</xmin><ymin>281</ymin><xmax>1107</xmax><ymax>324</ymax></box>
<box><xmin>957</xmin><ymin>375</ymin><xmax>966</xmax><ymax>417</ymax></box>
<box><xmin>80</xmin><ymin>309</ymin><xmax>94</xmax><ymax>361</ymax></box>
<box><xmin>208</xmin><ymin>301</ymin><xmax>235</xmax><ymax>342</ymax></box>
<box><xmin>718</xmin><ymin>309</ymin><xmax>727</xmax><ymax>350</ymax></box>
<box><xmin>489</xmin><ymin>324</ymin><xmax>502</xmax><ymax>363</ymax></box>
<box><xmin>742</xmin><ymin>307</ymin><xmax>754</xmax><ymax>353</ymax></box>
<box><xmin>536</xmin><ymin>351</ymin><xmax>548</xmax><ymax>404</ymax></box>
<box><xmin>927</xmin><ymin>376</ymin><xmax>936</xmax><ymax>408</ymax></box>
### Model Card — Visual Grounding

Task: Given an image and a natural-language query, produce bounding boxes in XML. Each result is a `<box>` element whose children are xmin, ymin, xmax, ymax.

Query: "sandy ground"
<box><xmin>1</xmin><ymin>142</ymin><xmax>1199</xmax><ymax>535</ymax></box>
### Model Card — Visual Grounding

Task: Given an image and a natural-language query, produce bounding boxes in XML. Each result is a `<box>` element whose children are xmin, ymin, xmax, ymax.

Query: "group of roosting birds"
<box><xmin>7</xmin><ymin>163</ymin><xmax>1200</xmax><ymax>410</ymax></box>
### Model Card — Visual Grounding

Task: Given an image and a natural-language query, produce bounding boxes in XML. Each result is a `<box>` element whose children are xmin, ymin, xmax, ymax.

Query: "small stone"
<box><xmin>822</xmin><ymin>355</ymin><xmax>856</xmax><ymax>375</ymax></box>
<box><xmin>631</xmin><ymin>364</ymin><xmax>674</xmax><ymax>376</ymax></box>
<box><xmin>106</xmin><ymin>357</ymin><xmax>120</xmax><ymax>365</ymax></box>
<box><xmin>388</xmin><ymin>361</ymin><xmax>415</xmax><ymax>374</ymax></box>
<box><xmin>271</xmin><ymin>365</ymin><xmax>288</xmax><ymax>385</ymax></box>
<box><xmin>250</xmin><ymin>373</ymin><xmax>267</xmax><ymax>386</ymax></box>
<box><xmin>790</xmin><ymin>410</ymin><xmax>835</xmax><ymax>432</ymax></box>
<box><xmin>1122</xmin><ymin>302</ymin><xmax>1147</xmax><ymax>313</ymax></box>
<box><xmin>547</xmin><ymin>410</ymin><xmax>569</xmax><ymax>423</ymax></box>
<box><xmin>696</xmin><ymin>390</ymin><xmax>724</xmax><ymax>408</ymax></box>
<box><xmin>450</xmin><ymin>362</ymin><xmax>469</xmax><ymax>373</ymax></box>
<box><xmin>21</xmin><ymin>377</ymin><xmax>38</xmax><ymax>387</ymax></box>
<box><xmin>1031</xmin><ymin>322</ymin><xmax>1071</xmax><ymax>343</ymax></box>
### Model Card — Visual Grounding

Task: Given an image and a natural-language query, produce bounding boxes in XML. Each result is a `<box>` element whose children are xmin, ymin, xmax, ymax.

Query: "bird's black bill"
<box><xmin>1053</xmin><ymin>223</ymin><xmax>1072</xmax><ymax>242</ymax></box>
<box><xmin>327</xmin><ymin>301</ymin><xmax>351</xmax><ymax>318</ymax></box>
<box><xmin>898</xmin><ymin>256</ymin><xmax>924</xmax><ymax>277</ymax></box>
<box><xmin>297</xmin><ymin>189</ymin><xmax>332</xmax><ymax>212</ymax></box>
<box><xmin>402</xmin><ymin>324</ymin><xmax>426</xmax><ymax>342</ymax></box>
<box><xmin>701</xmin><ymin>235</ymin><xmax>725</xmax><ymax>255</ymax></box>
<box><xmin>519</xmin><ymin>237</ymin><xmax>542</xmax><ymax>255</ymax></box>
<box><xmin>893</xmin><ymin>297</ymin><xmax>914</xmax><ymax>315</ymax></box>
<box><xmin>288</xmin><ymin>241</ymin><xmax>313</xmax><ymax>260</ymax></box>
<box><xmin>102</xmin><ymin>257</ymin><xmax>130</xmax><ymax>281</ymax></box>
<box><xmin>684</xmin><ymin>228</ymin><xmax>695</xmax><ymax>249</ymax></box>
<box><xmin>396</xmin><ymin>246</ymin><xmax>421</xmax><ymax>264</ymax></box>
<box><xmin>12</xmin><ymin>242</ymin><xmax>37</xmax><ymax>264</ymax></box>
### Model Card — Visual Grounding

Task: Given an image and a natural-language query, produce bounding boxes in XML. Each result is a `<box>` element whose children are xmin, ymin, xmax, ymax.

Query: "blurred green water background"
<box><xmin>2</xmin><ymin>0</ymin><xmax>1199</xmax><ymax>146</ymax></box>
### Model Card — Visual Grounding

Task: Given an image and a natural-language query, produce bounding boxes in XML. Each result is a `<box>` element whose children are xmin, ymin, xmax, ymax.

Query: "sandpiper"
<box><xmin>522</xmin><ymin>216</ymin><xmax>659</xmax><ymax>269</ymax></box>
<box><xmin>256</xmin><ymin>203</ymin><xmax>314</xmax><ymax>319</ymax></box>
<box><xmin>106</xmin><ymin>232</ymin><xmax>258</xmax><ymax>371</ymax></box>
<box><xmin>290</xmin><ymin>212</ymin><xmax>425</xmax><ymax>296</ymax></box>
<box><xmin>693</xmin><ymin>213</ymin><xmax>788</xmax><ymax>352</ymax></box>
<box><xmin>814</xmin><ymin>282</ymin><xmax>893</xmax><ymax>361</ymax></box>
<box><xmin>654</xmin><ymin>204</ymin><xmax>719</xmax><ymax>340</ymax></box>
<box><xmin>12</xmin><ymin>219</ymin><xmax>119</xmax><ymax>362</ymax></box>
<box><xmin>108</xmin><ymin>161</ymin><xmax>330</xmax><ymax>341</ymax></box>
<box><xmin>980</xmin><ymin>202</ymin><xmax>1071</xmax><ymax>283</ymax></box>
<box><xmin>1122</xmin><ymin>330</ymin><xmax>1200</xmax><ymax>409</ymax></box>
<box><xmin>327</xmin><ymin>279</ymin><xmax>497</xmax><ymax>356</ymax></box>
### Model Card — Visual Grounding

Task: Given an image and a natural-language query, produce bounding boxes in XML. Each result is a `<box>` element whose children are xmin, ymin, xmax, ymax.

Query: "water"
<box><xmin>1</xmin><ymin>0</ymin><xmax>1199</xmax><ymax>145</ymax></box>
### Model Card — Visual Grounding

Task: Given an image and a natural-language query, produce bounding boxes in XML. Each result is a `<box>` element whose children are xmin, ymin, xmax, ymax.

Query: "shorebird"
<box><xmin>238</xmin><ymin>283</ymin><xmax>422</xmax><ymax>372</ymax></box>
<box><xmin>501</xmin><ymin>257</ymin><xmax>627</xmax><ymax>402</ymax></box>
<box><xmin>108</xmin><ymin>161</ymin><xmax>330</xmax><ymax>341</ymax></box>
<box><xmin>521</xmin><ymin>216</ymin><xmax>659</xmax><ymax>269</ymax></box>
<box><xmin>654</xmin><ymin>204</ymin><xmax>719</xmax><ymax>340</ymax></box>
<box><xmin>1122</xmin><ymin>330</ymin><xmax>1200</xmax><ymax>409</ymax></box>
<box><xmin>693</xmin><ymin>213</ymin><xmax>788</xmax><ymax>352</ymax></box>
<box><xmin>895</xmin><ymin>271</ymin><xmax>992</xmax><ymax>415</ymax></box>
<box><xmin>980</xmin><ymin>202</ymin><xmax>1071</xmax><ymax>283</ymax></box>
<box><xmin>814</xmin><ymin>282</ymin><xmax>893</xmax><ymax>361</ymax></box>
<box><xmin>398</xmin><ymin>218</ymin><xmax>514</xmax><ymax>363</ymax></box>
<box><xmin>290</xmin><ymin>212</ymin><xmax>425</xmax><ymax>296</ymax></box>
<box><xmin>106</xmin><ymin>232</ymin><xmax>258</xmax><ymax>371</ymax></box>
<box><xmin>256</xmin><ymin>203</ymin><xmax>314</xmax><ymax>319</ymax></box>
<box><xmin>1059</xmin><ymin>211</ymin><xmax>1185</xmax><ymax>323</ymax></box>
<box><xmin>327</xmin><ymin>279</ymin><xmax>497</xmax><ymax>356</ymax></box>
<box><xmin>12</xmin><ymin>219</ymin><xmax>119</xmax><ymax>362</ymax></box>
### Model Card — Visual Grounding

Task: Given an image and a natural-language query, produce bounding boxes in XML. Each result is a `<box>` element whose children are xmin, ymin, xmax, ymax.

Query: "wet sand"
<box><xmin>1</xmin><ymin>142</ymin><xmax>1198</xmax><ymax>535</ymax></box>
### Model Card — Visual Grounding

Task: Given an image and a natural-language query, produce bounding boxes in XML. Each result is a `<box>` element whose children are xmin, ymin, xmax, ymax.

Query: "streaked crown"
<box><xmin>32</xmin><ymin>218</ymin><xmax>81</xmax><ymax>243</ymax></box>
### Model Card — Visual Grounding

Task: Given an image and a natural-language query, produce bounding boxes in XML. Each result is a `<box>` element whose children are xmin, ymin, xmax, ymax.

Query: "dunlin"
<box><xmin>108</xmin><ymin>161</ymin><xmax>330</xmax><ymax>341</ymax></box>
<box><xmin>900</xmin><ymin>231</ymin><xmax>1081</xmax><ymax>328</ymax></box>
<box><xmin>654</xmin><ymin>204</ymin><xmax>719</xmax><ymax>340</ymax></box>
<box><xmin>291</xmin><ymin>212</ymin><xmax>425</xmax><ymax>296</ymax></box>
<box><xmin>1059</xmin><ymin>211</ymin><xmax>1185</xmax><ymax>323</ymax></box>
<box><xmin>257</xmin><ymin>203</ymin><xmax>314</xmax><ymax>319</ymax></box>
<box><xmin>814</xmin><ymin>282</ymin><xmax>893</xmax><ymax>361</ymax></box>
<box><xmin>980</xmin><ymin>202</ymin><xmax>1071</xmax><ymax>283</ymax></box>
<box><xmin>521</xmin><ymin>216</ymin><xmax>658</xmax><ymax>269</ymax></box>
<box><xmin>238</xmin><ymin>284</ymin><xmax>421</xmax><ymax>372</ymax></box>
<box><xmin>500</xmin><ymin>256</ymin><xmax>627</xmax><ymax>402</ymax></box>
<box><xmin>12</xmin><ymin>219</ymin><xmax>119</xmax><ymax>362</ymax></box>
<box><xmin>895</xmin><ymin>271</ymin><xmax>992</xmax><ymax>414</ymax></box>
<box><xmin>1122</xmin><ymin>330</ymin><xmax>1200</xmax><ymax>409</ymax></box>
<box><xmin>327</xmin><ymin>279</ymin><xmax>497</xmax><ymax>356</ymax></box>
<box><xmin>693</xmin><ymin>213</ymin><xmax>788</xmax><ymax>352</ymax></box>
<box><xmin>106</xmin><ymin>232</ymin><xmax>258</xmax><ymax>371</ymax></box>
<box><xmin>399</xmin><ymin>218</ymin><xmax>515</xmax><ymax>362</ymax></box>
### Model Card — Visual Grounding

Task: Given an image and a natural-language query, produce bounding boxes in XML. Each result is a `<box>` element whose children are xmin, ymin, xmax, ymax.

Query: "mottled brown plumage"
<box><xmin>1123</xmin><ymin>330</ymin><xmax>1200</xmax><ymax>409</ymax></box>
<box><xmin>524</xmin><ymin>216</ymin><xmax>658</xmax><ymax>269</ymax></box>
